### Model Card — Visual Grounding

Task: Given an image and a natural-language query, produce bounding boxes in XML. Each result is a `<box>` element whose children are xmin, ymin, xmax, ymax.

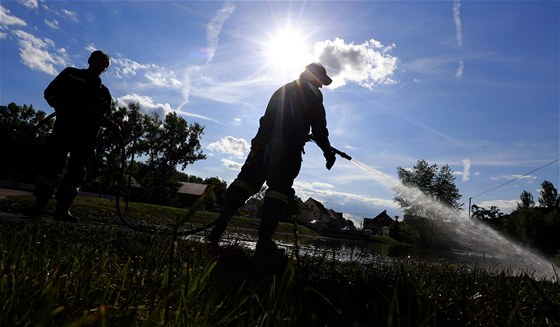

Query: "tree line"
<box><xmin>0</xmin><ymin>102</ymin><xmax>227</xmax><ymax>210</ymax></box>
<box><xmin>470</xmin><ymin>180</ymin><xmax>559</xmax><ymax>257</ymax></box>
<box><xmin>2</xmin><ymin>103</ymin><xmax>558</xmax><ymax>258</ymax></box>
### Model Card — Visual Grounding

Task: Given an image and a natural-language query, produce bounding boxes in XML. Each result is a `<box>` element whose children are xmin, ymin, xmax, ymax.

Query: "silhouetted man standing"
<box><xmin>26</xmin><ymin>50</ymin><xmax>112</xmax><ymax>222</ymax></box>
<box><xmin>208</xmin><ymin>63</ymin><xmax>336</xmax><ymax>258</ymax></box>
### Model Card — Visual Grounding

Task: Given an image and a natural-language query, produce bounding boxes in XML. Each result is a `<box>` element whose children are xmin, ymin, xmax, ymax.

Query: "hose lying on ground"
<box><xmin>31</xmin><ymin>114</ymin><xmax>354</xmax><ymax>237</ymax></box>
<box><xmin>33</xmin><ymin>110</ymin><xmax>218</xmax><ymax>236</ymax></box>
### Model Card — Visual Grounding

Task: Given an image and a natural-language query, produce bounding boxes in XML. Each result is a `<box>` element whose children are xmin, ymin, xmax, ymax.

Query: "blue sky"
<box><xmin>1</xmin><ymin>0</ymin><xmax>558</xmax><ymax>226</ymax></box>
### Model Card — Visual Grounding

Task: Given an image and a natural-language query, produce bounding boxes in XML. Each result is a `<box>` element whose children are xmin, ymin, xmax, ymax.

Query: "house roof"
<box><xmin>177</xmin><ymin>182</ymin><xmax>208</xmax><ymax>196</ymax></box>
<box><xmin>305</xmin><ymin>198</ymin><xmax>328</xmax><ymax>212</ymax></box>
<box><xmin>364</xmin><ymin>210</ymin><xmax>394</xmax><ymax>224</ymax></box>
<box><xmin>328</xmin><ymin>209</ymin><xmax>343</xmax><ymax>220</ymax></box>
<box><xmin>305</xmin><ymin>198</ymin><xmax>343</xmax><ymax>220</ymax></box>
<box><xmin>373</xmin><ymin>210</ymin><xmax>393</xmax><ymax>221</ymax></box>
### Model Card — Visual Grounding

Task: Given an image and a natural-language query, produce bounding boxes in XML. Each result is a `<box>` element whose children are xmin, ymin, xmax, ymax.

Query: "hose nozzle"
<box><xmin>308</xmin><ymin>134</ymin><xmax>352</xmax><ymax>161</ymax></box>
<box><xmin>331</xmin><ymin>147</ymin><xmax>352</xmax><ymax>161</ymax></box>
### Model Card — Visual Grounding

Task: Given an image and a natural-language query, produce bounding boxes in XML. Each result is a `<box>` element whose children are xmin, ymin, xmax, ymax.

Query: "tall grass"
<box><xmin>1</xmin><ymin>195</ymin><xmax>559</xmax><ymax>326</ymax></box>
<box><xmin>0</xmin><ymin>220</ymin><xmax>276</xmax><ymax>325</ymax></box>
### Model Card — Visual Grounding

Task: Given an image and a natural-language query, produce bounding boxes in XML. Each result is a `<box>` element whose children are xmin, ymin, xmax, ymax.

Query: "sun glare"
<box><xmin>264</xmin><ymin>28</ymin><xmax>312</xmax><ymax>73</ymax></box>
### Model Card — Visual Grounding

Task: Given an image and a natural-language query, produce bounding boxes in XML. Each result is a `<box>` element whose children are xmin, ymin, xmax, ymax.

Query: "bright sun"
<box><xmin>264</xmin><ymin>27</ymin><xmax>312</xmax><ymax>72</ymax></box>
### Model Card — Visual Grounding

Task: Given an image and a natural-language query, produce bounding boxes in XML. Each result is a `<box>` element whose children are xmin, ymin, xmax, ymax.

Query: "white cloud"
<box><xmin>12</xmin><ymin>29</ymin><xmax>66</xmax><ymax>75</ymax></box>
<box><xmin>207</xmin><ymin>136</ymin><xmax>250</xmax><ymax>157</ymax></box>
<box><xmin>313</xmin><ymin>37</ymin><xmax>398</xmax><ymax>89</ymax></box>
<box><xmin>293</xmin><ymin>180</ymin><xmax>399</xmax><ymax>211</ymax></box>
<box><xmin>220</xmin><ymin>158</ymin><xmax>243</xmax><ymax>170</ymax></box>
<box><xmin>85</xmin><ymin>43</ymin><xmax>97</xmax><ymax>53</ymax></box>
<box><xmin>406</xmin><ymin>56</ymin><xmax>458</xmax><ymax>76</ymax></box>
<box><xmin>112</xmin><ymin>57</ymin><xmax>151</xmax><ymax>78</ymax></box>
<box><xmin>178</xmin><ymin>37</ymin><xmax>394</xmax><ymax>109</ymax></box>
<box><xmin>455</xmin><ymin>60</ymin><xmax>464</xmax><ymax>80</ymax></box>
<box><xmin>116</xmin><ymin>92</ymin><xmax>220</xmax><ymax>124</ymax></box>
<box><xmin>44</xmin><ymin>19</ymin><xmax>59</xmax><ymax>30</ymax></box>
<box><xmin>453</xmin><ymin>0</ymin><xmax>463</xmax><ymax>47</ymax></box>
<box><xmin>490</xmin><ymin>174</ymin><xmax>537</xmax><ymax>182</ymax></box>
<box><xmin>0</xmin><ymin>5</ymin><xmax>27</xmax><ymax>26</ymax></box>
<box><xmin>188</xmin><ymin>72</ymin><xmax>272</xmax><ymax>105</ymax></box>
<box><xmin>312</xmin><ymin>182</ymin><xmax>335</xmax><ymax>189</ymax></box>
<box><xmin>145</xmin><ymin>70</ymin><xmax>183</xmax><ymax>88</ymax></box>
<box><xmin>116</xmin><ymin>93</ymin><xmax>173</xmax><ymax>118</ymax></box>
<box><xmin>112</xmin><ymin>56</ymin><xmax>183</xmax><ymax>89</ymax></box>
<box><xmin>17</xmin><ymin>0</ymin><xmax>38</xmax><ymax>10</ymax></box>
<box><xmin>476</xmin><ymin>199</ymin><xmax>518</xmax><ymax>214</ymax></box>
<box><xmin>175</xmin><ymin>109</ymin><xmax>222</xmax><ymax>124</ymax></box>
<box><xmin>462</xmin><ymin>158</ymin><xmax>471</xmax><ymax>182</ymax></box>
<box><xmin>61</xmin><ymin>9</ymin><xmax>78</xmax><ymax>23</ymax></box>
<box><xmin>206</xmin><ymin>2</ymin><xmax>236</xmax><ymax>64</ymax></box>
<box><xmin>0</xmin><ymin>31</ymin><xmax>7</xmax><ymax>39</ymax></box>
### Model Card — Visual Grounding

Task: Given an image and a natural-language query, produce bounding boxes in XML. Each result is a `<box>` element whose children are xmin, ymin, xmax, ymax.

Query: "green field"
<box><xmin>1</xmin><ymin>195</ymin><xmax>559</xmax><ymax>326</ymax></box>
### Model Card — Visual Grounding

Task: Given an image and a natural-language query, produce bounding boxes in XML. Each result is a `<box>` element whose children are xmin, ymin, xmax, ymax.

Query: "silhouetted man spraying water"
<box><xmin>25</xmin><ymin>50</ymin><xmax>113</xmax><ymax>222</ymax></box>
<box><xmin>208</xmin><ymin>63</ymin><xmax>337</xmax><ymax>259</ymax></box>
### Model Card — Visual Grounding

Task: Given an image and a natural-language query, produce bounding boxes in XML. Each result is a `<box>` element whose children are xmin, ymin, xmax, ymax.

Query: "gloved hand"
<box><xmin>324</xmin><ymin>150</ymin><xmax>336</xmax><ymax>170</ymax></box>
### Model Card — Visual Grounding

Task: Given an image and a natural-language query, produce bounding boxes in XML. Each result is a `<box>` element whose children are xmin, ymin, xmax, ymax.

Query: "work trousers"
<box><xmin>209</xmin><ymin>139</ymin><xmax>302</xmax><ymax>243</ymax></box>
<box><xmin>35</xmin><ymin>116</ymin><xmax>99</xmax><ymax>199</ymax></box>
<box><xmin>235</xmin><ymin>138</ymin><xmax>302</xmax><ymax>203</ymax></box>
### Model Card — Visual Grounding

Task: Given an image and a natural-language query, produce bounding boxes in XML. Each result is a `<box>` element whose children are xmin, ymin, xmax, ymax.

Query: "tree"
<box><xmin>0</xmin><ymin>103</ymin><xmax>51</xmax><ymax>181</ymax></box>
<box><xmin>393</xmin><ymin>160</ymin><xmax>463</xmax><ymax>249</ymax></box>
<box><xmin>518</xmin><ymin>190</ymin><xmax>534</xmax><ymax>209</ymax></box>
<box><xmin>0</xmin><ymin>102</ymin><xmax>208</xmax><ymax>206</ymax></box>
<box><xmin>470</xmin><ymin>204</ymin><xmax>503</xmax><ymax>227</ymax></box>
<box><xmin>394</xmin><ymin>159</ymin><xmax>463</xmax><ymax>216</ymax></box>
<box><xmin>140</xmin><ymin>112</ymin><xmax>206</xmax><ymax>205</ymax></box>
<box><xmin>85</xmin><ymin>102</ymin><xmax>146</xmax><ymax>195</ymax></box>
<box><xmin>538</xmin><ymin>180</ymin><xmax>559</xmax><ymax>210</ymax></box>
<box><xmin>176</xmin><ymin>172</ymin><xmax>204</xmax><ymax>184</ymax></box>
<box><xmin>503</xmin><ymin>182</ymin><xmax>560</xmax><ymax>255</ymax></box>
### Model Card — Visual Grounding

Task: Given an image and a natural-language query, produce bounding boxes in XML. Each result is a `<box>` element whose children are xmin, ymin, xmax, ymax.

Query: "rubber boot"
<box><xmin>24</xmin><ymin>183</ymin><xmax>54</xmax><ymax>218</ymax></box>
<box><xmin>255</xmin><ymin>197</ymin><xmax>286</xmax><ymax>255</ymax></box>
<box><xmin>54</xmin><ymin>187</ymin><xmax>79</xmax><ymax>222</ymax></box>
<box><xmin>207</xmin><ymin>185</ymin><xmax>250</xmax><ymax>245</ymax></box>
<box><xmin>253</xmin><ymin>196</ymin><xmax>288</xmax><ymax>273</ymax></box>
<box><xmin>257</xmin><ymin>197</ymin><xmax>286</xmax><ymax>242</ymax></box>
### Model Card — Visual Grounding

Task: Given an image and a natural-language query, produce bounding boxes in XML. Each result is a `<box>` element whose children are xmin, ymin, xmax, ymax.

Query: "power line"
<box><xmin>469</xmin><ymin>158</ymin><xmax>559</xmax><ymax>200</ymax></box>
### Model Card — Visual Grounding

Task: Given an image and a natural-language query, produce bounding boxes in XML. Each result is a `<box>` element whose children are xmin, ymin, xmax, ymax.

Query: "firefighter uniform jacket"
<box><xmin>252</xmin><ymin>79</ymin><xmax>332</xmax><ymax>155</ymax></box>
<box><xmin>44</xmin><ymin>67</ymin><xmax>112</xmax><ymax>139</ymax></box>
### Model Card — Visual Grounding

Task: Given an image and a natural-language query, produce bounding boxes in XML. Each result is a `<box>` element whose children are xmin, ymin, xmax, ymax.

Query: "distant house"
<box><xmin>327</xmin><ymin>209</ymin><xmax>346</xmax><ymax>229</ymax></box>
<box><xmin>363</xmin><ymin>210</ymin><xmax>394</xmax><ymax>235</ymax></box>
<box><xmin>304</xmin><ymin>198</ymin><xmax>329</xmax><ymax>224</ymax></box>
<box><xmin>303</xmin><ymin>198</ymin><xmax>344</xmax><ymax>229</ymax></box>
<box><xmin>236</xmin><ymin>196</ymin><xmax>345</xmax><ymax>227</ymax></box>
<box><xmin>177</xmin><ymin>182</ymin><xmax>209</xmax><ymax>207</ymax></box>
<box><xmin>128</xmin><ymin>176</ymin><xmax>142</xmax><ymax>188</ymax></box>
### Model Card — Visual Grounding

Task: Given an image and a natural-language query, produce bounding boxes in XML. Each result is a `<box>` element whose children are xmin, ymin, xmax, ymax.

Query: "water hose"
<box><xmin>33</xmin><ymin>111</ymin><xmax>217</xmax><ymax>236</ymax></box>
<box><xmin>31</xmin><ymin>116</ymin><xmax>352</xmax><ymax>236</ymax></box>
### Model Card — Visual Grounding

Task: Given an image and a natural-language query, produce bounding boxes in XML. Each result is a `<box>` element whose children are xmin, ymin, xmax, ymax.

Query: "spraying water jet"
<box><xmin>307</xmin><ymin>135</ymin><xmax>557</xmax><ymax>279</ymax></box>
<box><xmin>350</xmin><ymin>158</ymin><xmax>557</xmax><ymax>279</ymax></box>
